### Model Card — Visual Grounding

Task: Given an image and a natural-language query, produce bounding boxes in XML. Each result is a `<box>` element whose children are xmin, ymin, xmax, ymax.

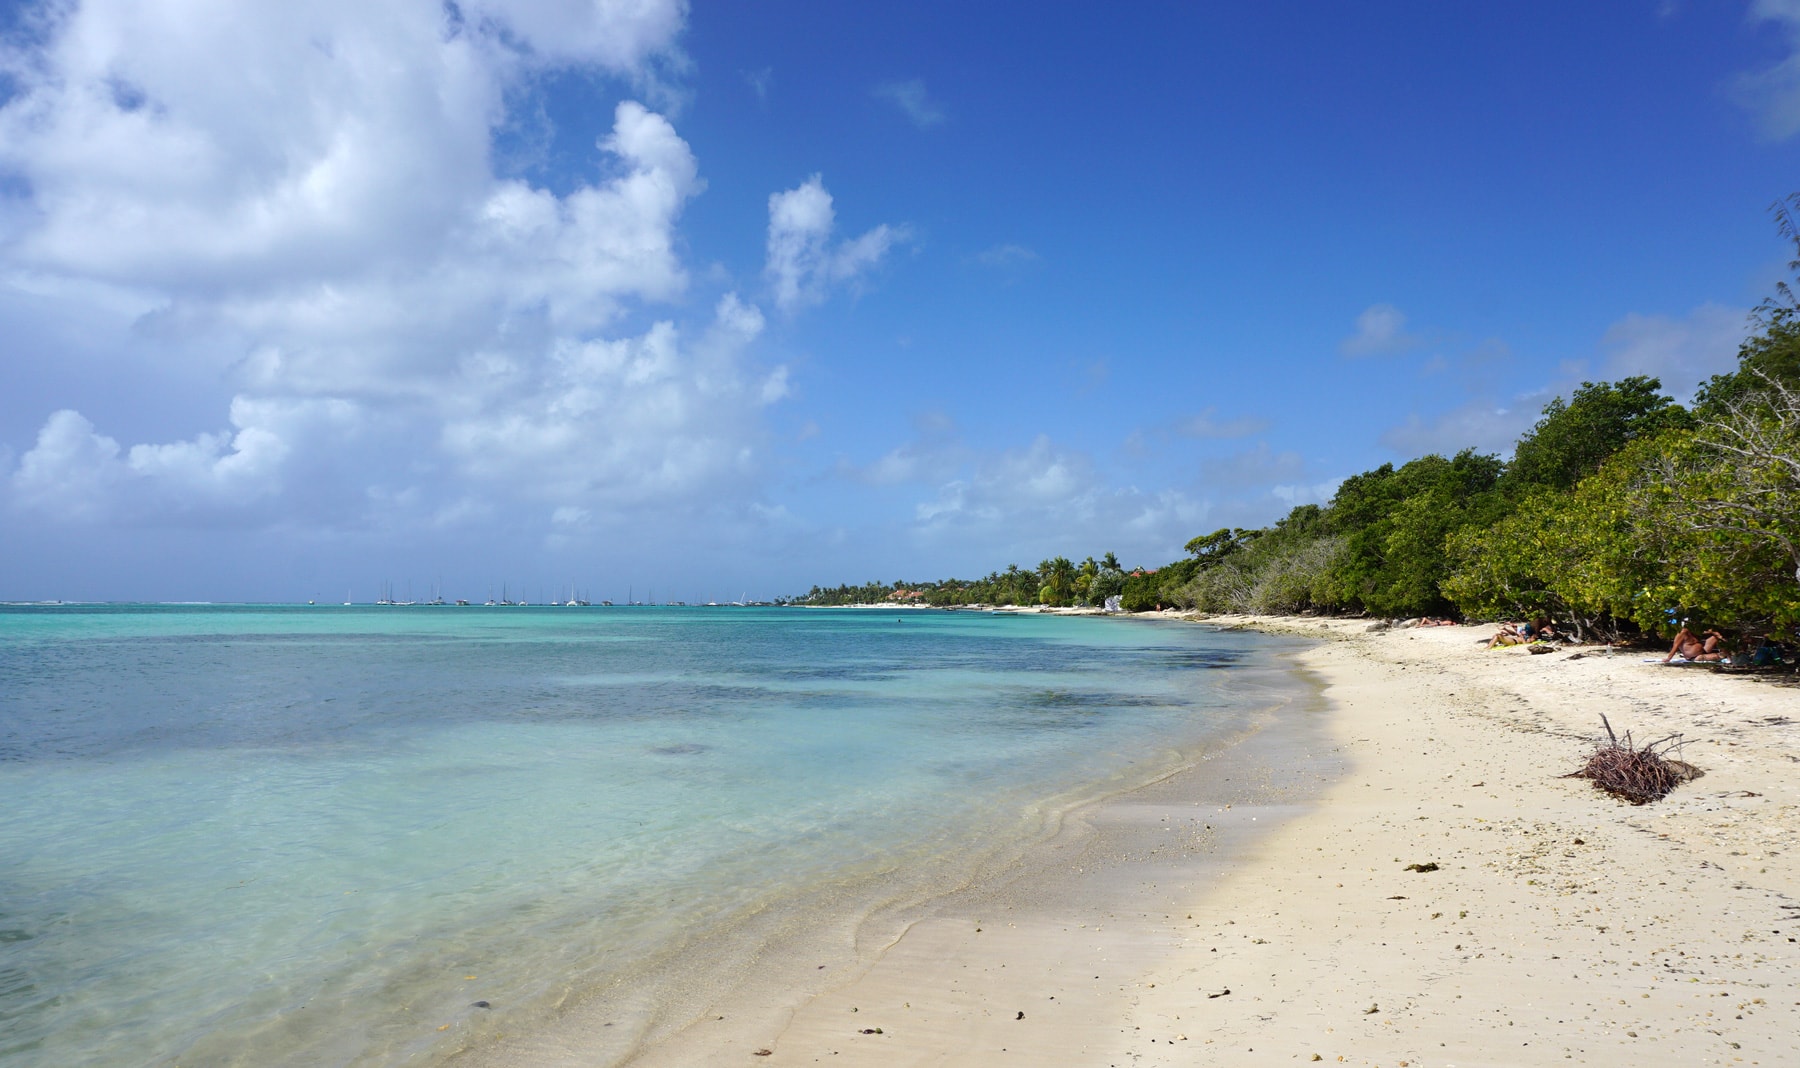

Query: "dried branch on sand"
<box><xmin>1564</xmin><ymin>714</ymin><xmax>1700</xmax><ymax>805</ymax></box>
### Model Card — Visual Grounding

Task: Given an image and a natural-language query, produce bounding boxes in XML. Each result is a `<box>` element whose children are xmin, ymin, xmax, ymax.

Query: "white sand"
<box><xmin>615</xmin><ymin>617</ymin><xmax>1800</xmax><ymax>1067</ymax></box>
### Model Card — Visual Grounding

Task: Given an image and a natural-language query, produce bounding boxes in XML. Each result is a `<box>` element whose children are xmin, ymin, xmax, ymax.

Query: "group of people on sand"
<box><xmin>1464</xmin><ymin>612</ymin><xmax>1787</xmax><ymax>667</ymax></box>
<box><xmin>1661</xmin><ymin>627</ymin><xmax>1798</xmax><ymax>666</ymax></box>
<box><xmin>1486</xmin><ymin>617</ymin><xmax>1560</xmax><ymax>649</ymax></box>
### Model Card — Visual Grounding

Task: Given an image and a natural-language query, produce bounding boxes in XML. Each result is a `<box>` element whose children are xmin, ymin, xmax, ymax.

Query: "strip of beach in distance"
<box><xmin>488</xmin><ymin>613</ymin><xmax>1800</xmax><ymax>1068</ymax></box>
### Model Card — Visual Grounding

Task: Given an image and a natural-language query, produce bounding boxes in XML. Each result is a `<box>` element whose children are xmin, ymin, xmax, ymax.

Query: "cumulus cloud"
<box><xmin>440</xmin><ymin>294</ymin><xmax>780</xmax><ymax>508</ymax></box>
<box><xmin>1340</xmin><ymin>303</ymin><xmax>1419</xmax><ymax>357</ymax></box>
<box><xmin>11</xmin><ymin>397</ymin><xmax>357</xmax><ymax>523</ymax></box>
<box><xmin>1736</xmin><ymin>0</ymin><xmax>1800</xmax><ymax>139</ymax></box>
<box><xmin>0</xmin><ymin>1</ymin><xmax>687</xmax><ymax>288</ymax></box>
<box><xmin>11</xmin><ymin>412</ymin><xmax>126</xmax><ymax>523</ymax></box>
<box><xmin>765</xmin><ymin>175</ymin><xmax>903</xmax><ymax>313</ymax></box>
<box><xmin>872</xmin><ymin>78</ymin><xmax>945</xmax><ymax>128</ymax></box>
<box><xmin>462</xmin><ymin>0</ymin><xmax>689</xmax><ymax>70</ymax></box>
<box><xmin>0</xmin><ymin>0</ymin><xmax>811</xmax><ymax>541</ymax></box>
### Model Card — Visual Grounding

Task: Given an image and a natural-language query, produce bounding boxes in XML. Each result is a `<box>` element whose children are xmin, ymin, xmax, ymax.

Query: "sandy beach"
<box><xmin>603</xmin><ymin>616</ymin><xmax>1800</xmax><ymax>1067</ymax></box>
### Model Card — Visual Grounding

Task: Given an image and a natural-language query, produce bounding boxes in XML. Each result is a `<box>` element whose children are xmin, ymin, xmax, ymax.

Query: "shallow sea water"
<box><xmin>0</xmin><ymin>604</ymin><xmax>1307</xmax><ymax>1066</ymax></box>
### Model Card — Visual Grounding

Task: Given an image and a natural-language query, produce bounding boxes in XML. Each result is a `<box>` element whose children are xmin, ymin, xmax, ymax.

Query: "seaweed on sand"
<box><xmin>1564</xmin><ymin>714</ymin><xmax>1700</xmax><ymax>805</ymax></box>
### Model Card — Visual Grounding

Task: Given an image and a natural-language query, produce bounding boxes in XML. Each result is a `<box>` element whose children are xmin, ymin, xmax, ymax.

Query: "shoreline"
<box><xmin>614</xmin><ymin>615</ymin><xmax>1800</xmax><ymax>1065</ymax></box>
<box><xmin>447</xmin><ymin>619</ymin><xmax>1324</xmax><ymax>1068</ymax></box>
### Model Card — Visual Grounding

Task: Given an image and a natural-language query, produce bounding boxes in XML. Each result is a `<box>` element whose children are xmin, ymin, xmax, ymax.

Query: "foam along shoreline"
<box><xmin>613</xmin><ymin>615</ymin><xmax>1799</xmax><ymax>1066</ymax></box>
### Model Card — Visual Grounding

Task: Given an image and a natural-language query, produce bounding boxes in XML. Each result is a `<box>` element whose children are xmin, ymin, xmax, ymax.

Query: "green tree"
<box><xmin>1445</xmin><ymin>438</ymin><xmax>1683</xmax><ymax>638</ymax></box>
<box><xmin>1505</xmin><ymin>376</ymin><xmax>1692</xmax><ymax>491</ymax></box>
<box><xmin>1036</xmin><ymin>556</ymin><xmax>1077</xmax><ymax>606</ymax></box>
<box><xmin>1119</xmin><ymin>569</ymin><xmax>1163</xmax><ymax>612</ymax></box>
<box><xmin>1324</xmin><ymin>449</ymin><xmax>1504</xmax><ymax>615</ymax></box>
<box><xmin>1652</xmin><ymin>378</ymin><xmax>1800</xmax><ymax>634</ymax></box>
<box><xmin>1184</xmin><ymin>527</ymin><xmax>1258</xmax><ymax>565</ymax></box>
<box><xmin>1074</xmin><ymin>556</ymin><xmax>1099</xmax><ymax>604</ymax></box>
<box><xmin>1090</xmin><ymin>560</ymin><xmax>1127</xmax><ymax>606</ymax></box>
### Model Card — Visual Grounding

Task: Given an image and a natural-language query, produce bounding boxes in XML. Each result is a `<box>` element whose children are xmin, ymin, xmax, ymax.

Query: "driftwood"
<box><xmin>1564</xmin><ymin>714</ymin><xmax>1699</xmax><ymax>805</ymax></box>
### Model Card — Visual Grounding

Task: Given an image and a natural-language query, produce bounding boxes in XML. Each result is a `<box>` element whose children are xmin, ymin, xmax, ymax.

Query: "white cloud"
<box><xmin>872</xmin><ymin>78</ymin><xmax>945</xmax><ymax>129</ymax></box>
<box><xmin>11</xmin><ymin>411</ymin><xmax>125</xmax><ymax>523</ymax></box>
<box><xmin>1340</xmin><ymin>303</ymin><xmax>1419</xmax><ymax>357</ymax></box>
<box><xmin>438</xmin><ymin>293</ymin><xmax>776</xmax><ymax>508</ymax></box>
<box><xmin>0</xmin><ymin>1</ymin><xmax>685</xmax><ymax>288</ymax></box>
<box><xmin>0</xmin><ymin>1</ymin><xmax>809</xmax><ymax>539</ymax></box>
<box><xmin>765</xmin><ymin>175</ymin><xmax>903</xmax><ymax>313</ymax></box>
<box><xmin>1736</xmin><ymin>0</ymin><xmax>1800</xmax><ymax>139</ymax></box>
<box><xmin>11</xmin><ymin>397</ymin><xmax>358</xmax><ymax>523</ymax></box>
<box><xmin>462</xmin><ymin>0</ymin><xmax>689</xmax><ymax>70</ymax></box>
<box><xmin>1596</xmin><ymin>302</ymin><xmax>1747</xmax><ymax>401</ymax></box>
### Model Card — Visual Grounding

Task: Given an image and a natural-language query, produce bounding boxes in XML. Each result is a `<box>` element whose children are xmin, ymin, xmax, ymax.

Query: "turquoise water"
<box><xmin>0</xmin><ymin>605</ymin><xmax>1306</xmax><ymax>1066</ymax></box>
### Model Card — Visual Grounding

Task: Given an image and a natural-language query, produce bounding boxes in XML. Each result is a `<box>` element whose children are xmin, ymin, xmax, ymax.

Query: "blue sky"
<box><xmin>3</xmin><ymin>0</ymin><xmax>1799</xmax><ymax>602</ymax></box>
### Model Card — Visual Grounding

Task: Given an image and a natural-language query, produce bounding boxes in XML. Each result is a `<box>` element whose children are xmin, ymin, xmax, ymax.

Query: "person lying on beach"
<box><xmin>1662</xmin><ymin>626</ymin><xmax>1724</xmax><ymax>663</ymax></box>
<box><xmin>1487</xmin><ymin>624</ymin><xmax>1527</xmax><ymax>648</ymax></box>
<box><xmin>1419</xmin><ymin>616</ymin><xmax>1458</xmax><ymax>627</ymax></box>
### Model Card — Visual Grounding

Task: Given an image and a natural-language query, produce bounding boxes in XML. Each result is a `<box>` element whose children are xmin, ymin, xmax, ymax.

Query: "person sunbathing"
<box><xmin>1487</xmin><ymin>623</ymin><xmax>1527</xmax><ymax>648</ymax></box>
<box><xmin>1662</xmin><ymin>626</ymin><xmax>1724</xmax><ymax>663</ymax></box>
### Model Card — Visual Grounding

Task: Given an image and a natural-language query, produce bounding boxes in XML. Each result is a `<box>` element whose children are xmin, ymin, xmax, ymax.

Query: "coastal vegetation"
<box><xmin>798</xmin><ymin>198</ymin><xmax>1800</xmax><ymax>641</ymax></box>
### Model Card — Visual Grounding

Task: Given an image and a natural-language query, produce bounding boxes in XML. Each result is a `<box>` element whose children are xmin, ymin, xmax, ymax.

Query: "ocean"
<box><xmin>0</xmin><ymin>604</ymin><xmax>1310</xmax><ymax>1066</ymax></box>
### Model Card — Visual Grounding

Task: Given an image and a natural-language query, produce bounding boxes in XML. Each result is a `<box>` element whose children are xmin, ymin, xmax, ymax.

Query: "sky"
<box><xmin>4</xmin><ymin>0</ymin><xmax>1800</xmax><ymax>603</ymax></box>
